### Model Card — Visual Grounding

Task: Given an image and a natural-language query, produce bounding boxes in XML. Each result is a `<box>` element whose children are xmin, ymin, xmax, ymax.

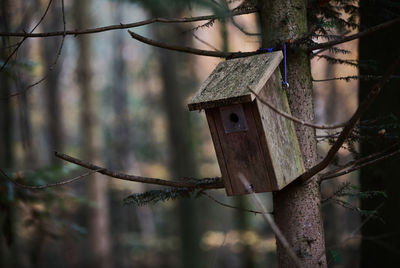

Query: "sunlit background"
<box><xmin>2</xmin><ymin>0</ymin><xmax>383</xmax><ymax>267</ymax></box>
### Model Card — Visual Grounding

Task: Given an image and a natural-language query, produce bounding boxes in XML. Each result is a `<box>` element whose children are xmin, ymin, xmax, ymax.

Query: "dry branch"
<box><xmin>238</xmin><ymin>173</ymin><xmax>302</xmax><ymax>268</ymax></box>
<box><xmin>0</xmin><ymin>0</ymin><xmax>54</xmax><ymax>72</ymax></box>
<box><xmin>248</xmin><ymin>86</ymin><xmax>346</xmax><ymax>129</ymax></box>
<box><xmin>55</xmin><ymin>152</ymin><xmax>224</xmax><ymax>189</ymax></box>
<box><xmin>320</xmin><ymin>148</ymin><xmax>400</xmax><ymax>181</ymax></box>
<box><xmin>0</xmin><ymin>8</ymin><xmax>257</xmax><ymax>38</ymax></box>
<box><xmin>128</xmin><ymin>30</ymin><xmax>258</xmax><ymax>58</ymax></box>
<box><xmin>0</xmin><ymin>168</ymin><xmax>101</xmax><ymax>190</ymax></box>
<box><xmin>129</xmin><ymin>18</ymin><xmax>400</xmax><ymax>59</ymax></box>
<box><xmin>299</xmin><ymin>56</ymin><xmax>400</xmax><ymax>183</ymax></box>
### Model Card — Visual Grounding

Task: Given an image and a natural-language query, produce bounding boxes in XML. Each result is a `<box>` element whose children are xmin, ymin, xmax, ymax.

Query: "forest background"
<box><xmin>1</xmin><ymin>0</ymin><xmax>399</xmax><ymax>267</ymax></box>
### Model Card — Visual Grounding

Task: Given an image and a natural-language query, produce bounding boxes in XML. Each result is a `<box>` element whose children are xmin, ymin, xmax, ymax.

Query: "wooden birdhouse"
<box><xmin>188</xmin><ymin>52</ymin><xmax>305</xmax><ymax>196</ymax></box>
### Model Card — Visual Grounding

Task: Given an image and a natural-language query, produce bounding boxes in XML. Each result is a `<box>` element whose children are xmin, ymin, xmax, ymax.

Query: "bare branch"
<box><xmin>320</xmin><ymin>142</ymin><xmax>400</xmax><ymax>179</ymax></box>
<box><xmin>201</xmin><ymin>191</ymin><xmax>265</xmax><ymax>214</ymax></box>
<box><xmin>0</xmin><ymin>167</ymin><xmax>101</xmax><ymax>190</ymax></box>
<box><xmin>0</xmin><ymin>0</ymin><xmax>54</xmax><ymax>72</ymax></box>
<box><xmin>299</xmin><ymin>56</ymin><xmax>400</xmax><ymax>183</ymax></box>
<box><xmin>0</xmin><ymin>8</ymin><xmax>257</xmax><ymax>38</ymax></box>
<box><xmin>128</xmin><ymin>30</ymin><xmax>257</xmax><ymax>58</ymax></box>
<box><xmin>192</xmin><ymin>33</ymin><xmax>220</xmax><ymax>52</ymax></box>
<box><xmin>313</xmin><ymin>75</ymin><xmax>400</xmax><ymax>82</ymax></box>
<box><xmin>248</xmin><ymin>86</ymin><xmax>346</xmax><ymax>129</ymax></box>
<box><xmin>238</xmin><ymin>173</ymin><xmax>302</xmax><ymax>268</ymax></box>
<box><xmin>320</xmin><ymin>148</ymin><xmax>400</xmax><ymax>181</ymax></box>
<box><xmin>55</xmin><ymin>152</ymin><xmax>224</xmax><ymax>189</ymax></box>
<box><xmin>308</xmin><ymin>18</ymin><xmax>400</xmax><ymax>52</ymax></box>
<box><xmin>0</xmin><ymin>0</ymin><xmax>67</xmax><ymax>100</ymax></box>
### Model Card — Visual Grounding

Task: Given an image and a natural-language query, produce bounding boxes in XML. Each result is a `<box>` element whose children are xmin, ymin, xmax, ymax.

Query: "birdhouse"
<box><xmin>188</xmin><ymin>52</ymin><xmax>305</xmax><ymax>196</ymax></box>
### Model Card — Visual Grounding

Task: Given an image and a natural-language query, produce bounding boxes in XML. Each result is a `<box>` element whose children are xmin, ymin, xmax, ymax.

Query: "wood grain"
<box><xmin>255</xmin><ymin>69</ymin><xmax>305</xmax><ymax>190</ymax></box>
<box><xmin>188</xmin><ymin>52</ymin><xmax>283</xmax><ymax>111</ymax></box>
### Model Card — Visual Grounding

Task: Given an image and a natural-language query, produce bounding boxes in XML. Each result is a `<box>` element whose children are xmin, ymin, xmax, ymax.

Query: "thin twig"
<box><xmin>0</xmin><ymin>0</ymin><xmax>67</xmax><ymax>100</ymax></box>
<box><xmin>130</xmin><ymin>18</ymin><xmax>400</xmax><ymax>59</ymax></box>
<box><xmin>0</xmin><ymin>167</ymin><xmax>101</xmax><ymax>190</ymax></box>
<box><xmin>320</xmin><ymin>202</ymin><xmax>384</xmax><ymax>262</ymax></box>
<box><xmin>313</xmin><ymin>75</ymin><xmax>400</xmax><ymax>82</ymax></box>
<box><xmin>308</xmin><ymin>18</ymin><xmax>400</xmax><ymax>52</ymax></box>
<box><xmin>55</xmin><ymin>152</ymin><xmax>224</xmax><ymax>189</ymax></box>
<box><xmin>238</xmin><ymin>173</ymin><xmax>302</xmax><ymax>268</ymax></box>
<box><xmin>192</xmin><ymin>33</ymin><xmax>220</xmax><ymax>52</ymax></box>
<box><xmin>299</xmin><ymin>56</ymin><xmax>400</xmax><ymax>183</ymax></box>
<box><xmin>321</xmin><ymin>182</ymin><xmax>351</xmax><ymax>203</ymax></box>
<box><xmin>201</xmin><ymin>191</ymin><xmax>265</xmax><ymax>214</ymax></box>
<box><xmin>320</xmin><ymin>148</ymin><xmax>400</xmax><ymax>181</ymax></box>
<box><xmin>0</xmin><ymin>0</ymin><xmax>53</xmax><ymax>72</ymax></box>
<box><xmin>247</xmin><ymin>86</ymin><xmax>346</xmax><ymax>129</ymax></box>
<box><xmin>128</xmin><ymin>30</ymin><xmax>257</xmax><ymax>58</ymax></box>
<box><xmin>0</xmin><ymin>8</ymin><xmax>258</xmax><ymax>38</ymax></box>
<box><xmin>320</xmin><ymin>142</ymin><xmax>400</xmax><ymax>179</ymax></box>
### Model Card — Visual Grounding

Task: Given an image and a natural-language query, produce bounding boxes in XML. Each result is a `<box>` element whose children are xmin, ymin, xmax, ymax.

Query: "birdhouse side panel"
<box><xmin>255</xmin><ymin>69</ymin><xmax>305</xmax><ymax>190</ymax></box>
<box><xmin>206</xmin><ymin>104</ymin><xmax>273</xmax><ymax>196</ymax></box>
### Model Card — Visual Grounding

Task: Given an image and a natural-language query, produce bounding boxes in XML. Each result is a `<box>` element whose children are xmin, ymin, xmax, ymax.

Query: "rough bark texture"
<box><xmin>74</xmin><ymin>1</ymin><xmax>113</xmax><ymax>268</ymax></box>
<box><xmin>258</xmin><ymin>0</ymin><xmax>327</xmax><ymax>267</ymax></box>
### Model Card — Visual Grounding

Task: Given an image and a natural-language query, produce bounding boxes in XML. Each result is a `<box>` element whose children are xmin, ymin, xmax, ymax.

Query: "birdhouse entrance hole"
<box><xmin>230</xmin><ymin>113</ymin><xmax>239</xmax><ymax>123</ymax></box>
<box><xmin>188</xmin><ymin>52</ymin><xmax>305</xmax><ymax>196</ymax></box>
<box><xmin>220</xmin><ymin>104</ymin><xmax>248</xmax><ymax>134</ymax></box>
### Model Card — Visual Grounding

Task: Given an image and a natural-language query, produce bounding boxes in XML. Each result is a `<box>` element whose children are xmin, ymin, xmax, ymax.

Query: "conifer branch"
<box><xmin>308</xmin><ymin>17</ymin><xmax>400</xmax><ymax>52</ymax></box>
<box><xmin>299</xmin><ymin>56</ymin><xmax>400</xmax><ymax>183</ymax></box>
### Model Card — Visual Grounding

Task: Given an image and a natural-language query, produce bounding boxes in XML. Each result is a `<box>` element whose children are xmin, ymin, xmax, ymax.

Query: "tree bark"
<box><xmin>74</xmin><ymin>1</ymin><xmax>113</xmax><ymax>268</ymax></box>
<box><xmin>257</xmin><ymin>1</ymin><xmax>327</xmax><ymax>267</ymax></box>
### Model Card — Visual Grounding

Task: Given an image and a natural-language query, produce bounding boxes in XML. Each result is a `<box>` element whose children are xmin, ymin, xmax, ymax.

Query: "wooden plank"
<box><xmin>213</xmin><ymin>103</ymin><xmax>272</xmax><ymax>195</ymax></box>
<box><xmin>255</xmin><ymin>69</ymin><xmax>305</xmax><ymax>190</ymax></box>
<box><xmin>188</xmin><ymin>52</ymin><xmax>283</xmax><ymax>111</ymax></box>
<box><xmin>250</xmin><ymin>101</ymin><xmax>278</xmax><ymax>189</ymax></box>
<box><xmin>205</xmin><ymin>109</ymin><xmax>233</xmax><ymax>195</ymax></box>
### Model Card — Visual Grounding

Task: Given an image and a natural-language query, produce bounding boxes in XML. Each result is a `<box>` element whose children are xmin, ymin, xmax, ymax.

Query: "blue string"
<box><xmin>283</xmin><ymin>43</ymin><xmax>289</xmax><ymax>89</ymax></box>
<box><xmin>257</xmin><ymin>43</ymin><xmax>289</xmax><ymax>89</ymax></box>
<box><xmin>257</xmin><ymin>45</ymin><xmax>276</xmax><ymax>53</ymax></box>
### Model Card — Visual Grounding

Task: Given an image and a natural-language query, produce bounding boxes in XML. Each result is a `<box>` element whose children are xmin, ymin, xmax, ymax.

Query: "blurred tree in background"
<box><xmin>1</xmin><ymin>0</ymin><xmax>400</xmax><ymax>267</ymax></box>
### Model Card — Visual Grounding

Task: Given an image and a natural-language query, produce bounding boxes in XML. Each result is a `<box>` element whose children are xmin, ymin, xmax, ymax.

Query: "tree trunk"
<box><xmin>359</xmin><ymin>1</ymin><xmax>400</xmax><ymax>267</ymax></box>
<box><xmin>41</xmin><ymin>0</ymin><xmax>63</xmax><ymax>157</ymax></box>
<box><xmin>257</xmin><ymin>1</ymin><xmax>327</xmax><ymax>267</ymax></box>
<box><xmin>152</xmin><ymin>18</ymin><xmax>203</xmax><ymax>268</ymax></box>
<box><xmin>0</xmin><ymin>1</ymin><xmax>18</xmax><ymax>267</ymax></box>
<box><xmin>74</xmin><ymin>1</ymin><xmax>113</xmax><ymax>268</ymax></box>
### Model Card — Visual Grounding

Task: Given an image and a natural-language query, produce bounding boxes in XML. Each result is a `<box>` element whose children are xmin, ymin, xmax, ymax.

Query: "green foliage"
<box><xmin>338</xmin><ymin>184</ymin><xmax>387</xmax><ymax>199</ymax></box>
<box><xmin>0</xmin><ymin>165</ymin><xmax>92</xmax><ymax>246</ymax></box>
<box><xmin>329</xmin><ymin>249</ymin><xmax>343</xmax><ymax>264</ymax></box>
<box><xmin>325</xmin><ymin>182</ymin><xmax>387</xmax><ymax>220</ymax></box>
<box><xmin>123</xmin><ymin>187</ymin><xmax>199</xmax><ymax>206</ymax></box>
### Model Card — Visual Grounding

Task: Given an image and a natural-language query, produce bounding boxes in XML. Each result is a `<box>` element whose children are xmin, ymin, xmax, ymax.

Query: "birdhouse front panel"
<box><xmin>205</xmin><ymin>103</ymin><xmax>274</xmax><ymax>195</ymax></box>
<box><xmin>188</xmin><ymin>52</ymin><xmax>305</xmax><ymax>196</ymax></box>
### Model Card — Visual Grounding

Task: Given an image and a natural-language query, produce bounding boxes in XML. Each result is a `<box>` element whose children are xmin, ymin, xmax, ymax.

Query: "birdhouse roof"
<box><xmin>188</xmin><ymin>51</ymin><xmax>283</xmax><ymax>111</ymax></box>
